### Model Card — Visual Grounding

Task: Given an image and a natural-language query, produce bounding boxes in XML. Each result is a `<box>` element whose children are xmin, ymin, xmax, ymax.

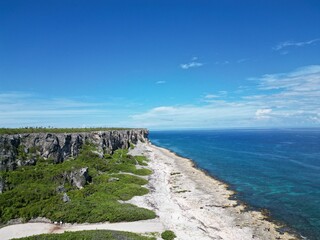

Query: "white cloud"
<box><xmin>202</xmin><ymin>91</ymin><xmax>228</xmax><ymax>102</ymax></box>
<box><xmin>256</xmin><ymin>108</ymin><xmax>272</xmax><ymax>115</ymax></box>
<box><xmin>204</xmin><ymin>94</ymin><xmax>219</xmax><ymax>99</ymax></box>
<box><xmin>0</xmin><ymin>92</ymin><xmax>131</xmax><ymax>127</ymax></box>
<box><xmin>219</xmin><ymin>91</ymin><xmax>228</xmax><ymax>95</ymax></box>
<box><xmin>156</xmin><ymin>81</ymin><xmax>166</xmax><ymax>84</ymax></box>
<box><xmin>131</xmin><ymin>103</ymin><xmax>255</xmax><ymax>129</ymax></box>
<box><xmin>180</xmin><ymin>57</ymin><xmax>203</xmax><ymax>69</ymax></box>
<box><xmin>255</xmin><ymin>108</ymin><xmax>272</xmax><ymax>119</ymax></box>
<box><xmin>257</xmin><ymin>65</ymin><xmax>320</xmax><ymax>91</ymax></box>
<box><xmin>180</xmin><ymin>62</ymin><xmax>203</xmax><ymax>69</ymax></box>
<box><xmin>132</xmin><ymin>65</ymin><xmax>320</xmax><ymax>129</ymax></box>
<box><xmin>214</xmin><ymin>60</ymin><xmax>230</xmax><ymax>65</ymax></box>
<box><xmin>274</xmin><ymin>38</ymin><xmax>320</xmax><ymax>51</ymax></box>
<box><xmin>2</xmin><ymin>65</ymin><xmax>320</xmax><ymax>129</ymax></box>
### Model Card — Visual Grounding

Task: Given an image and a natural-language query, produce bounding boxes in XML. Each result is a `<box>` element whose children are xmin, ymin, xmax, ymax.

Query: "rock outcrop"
<box><xmin>0</xmin><ymin>129</ymin><xmax>148</xmax><ymax>171</ymax></box>
<box><xmin>65</xmin><ymin>167</ymin><xmax>91</xmax><ymax>189</ymax></box>
<box><xmin>0</xmin><ymin>176</ymin><xmax>5</xmax><ymax>193</ymax></box>
<box><xmin>62</xmin><ymin>193</ymin><xmax>71</xmax><ymax>203</ymax></box>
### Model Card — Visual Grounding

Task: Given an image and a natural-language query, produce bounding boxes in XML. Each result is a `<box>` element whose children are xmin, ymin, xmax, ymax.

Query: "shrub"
<box><xmin>0</xmin><ymin>142</ymin><xmax>155</xmax><ymax>224</ymax></box>
<box><xmin>134</xmin><ymin>155</ymin><xmax>149</xmax><ymax>166</ymax></box>
<box><xmin>13</xmin><ymin>230</ymin><xmax>156</xmax><ymax>240</ymax></box>
<box><xmin>161</xmin><ymin>230</ymin><xmax>176</xmax><ymax>240</ymax></box>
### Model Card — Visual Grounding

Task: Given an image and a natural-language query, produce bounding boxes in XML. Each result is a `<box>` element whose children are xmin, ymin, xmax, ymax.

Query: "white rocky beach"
<box><xmin>0</xmin><ymin>141</ymin><xmax>297</xmax><ymax>240</ymax></box>
<box><xmin>128</xmin><ymin>142</ymin><xmax>297</xmax><ymax>240</ymax></box>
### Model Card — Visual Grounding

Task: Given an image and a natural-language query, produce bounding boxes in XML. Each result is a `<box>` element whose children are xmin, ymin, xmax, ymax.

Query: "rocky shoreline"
<box><xmin>129</xmin><ymin>142</ymin><xmax>299</xmax><ymax>240</ymax></box>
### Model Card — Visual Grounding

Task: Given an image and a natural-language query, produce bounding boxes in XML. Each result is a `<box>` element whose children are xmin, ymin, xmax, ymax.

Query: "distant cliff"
<box><xmin>0</xmin><ymin>129</ymin><xmax>148</xmax><ymax>171</ymax></box>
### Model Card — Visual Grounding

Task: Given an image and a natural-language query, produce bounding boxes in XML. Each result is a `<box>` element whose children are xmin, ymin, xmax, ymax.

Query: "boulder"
<box><xmin>56</xmin><ymin>185</ymin><xmax>66</xmax><ymax>193</ymax></box>
<box><xmin>62</xmin><ymin>193</ymin><xmax>71</xmax><ymax>202</ymax></box>
<box><xmin>67</xmin><ymin>167</ymin><xmax>91</xmax><ymax>189</ymax></box>
<box><xmin>0</xmin><ymin>177</ymin><xmax>5</xmax><ymax>193</ymax></box>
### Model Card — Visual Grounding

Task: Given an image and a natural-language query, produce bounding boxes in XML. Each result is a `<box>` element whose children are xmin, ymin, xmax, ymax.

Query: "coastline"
<box><xmin>0</xmin><ymin>141</ymin><xmax>300</xmax><ymax>240</ymax></box>
<box><xmin>129</xmin><ymin>142</ymin><xmax>299</xmax><ymax>240</ymax></box>
<box><xmin>149</xmin><ymin>141</ymin><xmax>300</xmax><ymax>236</ymax></box>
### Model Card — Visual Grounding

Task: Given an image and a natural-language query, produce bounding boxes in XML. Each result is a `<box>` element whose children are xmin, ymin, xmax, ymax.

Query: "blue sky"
<box><xmin>1</xmin><ymin>0</ymin><xmax>320</xmax><ymax>129</ymax></box>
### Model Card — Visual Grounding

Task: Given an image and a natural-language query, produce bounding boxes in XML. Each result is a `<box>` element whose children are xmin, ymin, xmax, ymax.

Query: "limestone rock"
<box><xmin>66</xmin><ymin>167</ymin><xmax>91</xmax><ymax>189</ymax></box>
<box><xmin>108</xmin><ymin>177</ymin><xmax>120</xmax><ymax>182</ymax></box>
<box><xmin>16</xmin><ymin>158</ymin><xmax>37</xmax><ymax>167</ymax></box>
<box><xmin>56</xmin><ymin>185</ymin><xmax>66</xmax><ymax>193</ymax></box>
<box><xmin>0</xmin><ymin>129</ymin><xmax>148</xmax><ymax>171</ymax></box>
<box><xmin>92</xmin><ymin>150</ymin><xmax>104</xmax><ymax>158</ymax></box>
<box><xmin>62</xmin><ymin>193</ymin><xmax>71</xmax><ymax>202</ymax></box>
<box><xmin>0</xmin><ymin>177</ymin><xmax>5</xmax><ymax>193</ymax></box>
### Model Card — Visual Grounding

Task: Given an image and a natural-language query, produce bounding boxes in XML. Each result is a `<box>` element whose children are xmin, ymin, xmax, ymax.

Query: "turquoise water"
<box><xmin>149</xmin><ymin>129</ymin><xmax>320</xmax><ymax>240</ymax></box>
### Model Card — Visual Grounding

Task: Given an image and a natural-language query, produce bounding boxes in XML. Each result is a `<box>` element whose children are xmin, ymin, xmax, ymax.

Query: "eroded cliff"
<box><xmin>0</xmin><ymin>129</ymin><xmax>148</xmax><ymax>171</ymax></box>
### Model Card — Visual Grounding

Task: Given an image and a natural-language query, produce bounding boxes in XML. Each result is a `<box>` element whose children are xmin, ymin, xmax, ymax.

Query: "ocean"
<box><xmin>149</xmin><ymin>129</ymin><xmax>320</xmax><ymax>240</ymax></box>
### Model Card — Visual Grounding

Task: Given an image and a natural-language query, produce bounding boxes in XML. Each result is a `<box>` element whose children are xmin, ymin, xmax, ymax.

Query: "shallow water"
<box><xmin>149</xmin><ymin>129</ymin><xmax>320</xmax><ymax>240</ymax></box>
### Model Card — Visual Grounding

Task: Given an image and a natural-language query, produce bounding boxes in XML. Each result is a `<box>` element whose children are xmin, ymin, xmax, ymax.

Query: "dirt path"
<box><xmin>0</xmin><ymin>219</ymin><xmax>163</xmax><ymax>240</ymax></box>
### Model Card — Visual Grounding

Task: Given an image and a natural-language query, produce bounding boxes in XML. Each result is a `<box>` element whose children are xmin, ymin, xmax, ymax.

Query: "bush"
<box><xmin>0</xmin><ymin>142</ymin><xmax>155</xmax><ymax>224</ymax></box>
<box><xmin>133</xmin><ymin>155</ymin><xmax>149</xmax><ymax>166</ymax></box>
<box><xmin>161</xmin><ymin>230</ymin><xmax>176</xmax><ymax>240</ymax></box>
<box><xmin>13</xmin><ymin>230</ymin><xmax>156</xmax><ymax>240</ymax></box>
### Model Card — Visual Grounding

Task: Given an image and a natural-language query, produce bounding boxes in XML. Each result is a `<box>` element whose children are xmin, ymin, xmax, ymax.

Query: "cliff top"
<box><xmin>0</xmin><ymin>127</ymin><xmax>147</xmax><ymax>135</ymax></box>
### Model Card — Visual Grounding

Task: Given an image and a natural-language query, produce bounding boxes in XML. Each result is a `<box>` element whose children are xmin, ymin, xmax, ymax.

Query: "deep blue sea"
<box><xmin>149</xmin><ymin>129</ymin><xmax>320</xmax><ymax>240</ymax></box>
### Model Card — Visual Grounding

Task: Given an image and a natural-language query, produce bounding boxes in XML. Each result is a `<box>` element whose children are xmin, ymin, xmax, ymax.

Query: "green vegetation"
<box><xmin>0</xmin><ymin>142</ymin><xmax>155</xmax><ymax>224</ymax></box>
<box><xmin>161</xmin><ymin>230</ymin><xmax>176</xmax><ymax>240</ymax></box>
<box><xmin>14</xmin><ymin>230</ymin><xmax>156</xmax><ymax>240</ymax></box>
<box><xmin>134</xmin><ymin>155</ymin><xmax>149</xmax><ymax>166</ymax></box>
<box><xmin>0</xmin><ymin>127</ymin><xmax>143</xmax><ymax>135</ymax></box>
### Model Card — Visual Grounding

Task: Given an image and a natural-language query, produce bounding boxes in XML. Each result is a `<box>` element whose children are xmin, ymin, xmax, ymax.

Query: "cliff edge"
<box><xmin>0</xmin><ymin>129</ymin><xmax>148</xmax><ymax>171</ymax></box>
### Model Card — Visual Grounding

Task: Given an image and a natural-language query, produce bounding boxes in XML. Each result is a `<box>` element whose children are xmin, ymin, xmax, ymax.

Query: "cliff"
<box><xmin>0</xmin><ymin>129</ymin><xmax>148</xmax><ymax>171</ymax></box>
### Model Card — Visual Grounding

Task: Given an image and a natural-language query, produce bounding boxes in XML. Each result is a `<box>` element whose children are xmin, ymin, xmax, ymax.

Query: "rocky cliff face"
<box><xmin>0</xmin><ymin>129</ymin><xmax>148</xmax><ymax>171</ymax></box>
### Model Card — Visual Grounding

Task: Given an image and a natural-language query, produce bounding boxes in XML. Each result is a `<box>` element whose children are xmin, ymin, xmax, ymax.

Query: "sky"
<box><xmin>0</xmin><ymin>0</ymin><xmax>320</xmax><ymax>129</ymax></box>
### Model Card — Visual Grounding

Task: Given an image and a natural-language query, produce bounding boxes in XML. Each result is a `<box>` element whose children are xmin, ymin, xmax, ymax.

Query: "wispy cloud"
<box><xmin>202</xmin><ymin>91</ymin><xmax>228</xmax><ymax>102</ymax></box>
<box><xmin>257</xmin><ymin>65</ymin><xmax>320</xmax><ymax>90</ymax></box>
<box><xmin>132</xmin><ymin>65</ymin><xmax>320</xmax><ymax>129</ymax></box>
<box><xmin>255</xmin><ymin>108</ymin><xmax>272</xmax><ymax>119</ymax></box>
<box><xmin>156</xmin><ymin>81</ymin><xmax>166</xmax><ymax>84</ymax></box>
<box><xmin>180</xmin><ymin>57</ymin><xmax>203</xmax><ymax>69</ymax></box>
<box><xmin>237</xmin><ymin>58</ymin><xmax>249</xmax><ymax>63</ymax></box>
<box><xmin>2</xmin><ymin>65</ymin><xmax>320</xmax><ymax>129</ymax></box>
<box><xmin>0</xmin><ymin>92</ymin><xmax>132</xmax><ymax>127</ymax></box>
<box><xmin>214</xmin><ymin>60</ymin><xmax>230</xmax><ymax>65</ymax></box>
<box><xmin>274</xmin><ymin>38</ymin><xmax>320</xmax><ymax>51</ymax></box>
<box><xmin>131</xmin><ymin>103</ymin><xmax>254</xmax><ymax>129</ymax></box>
<box><xmin>204</xmin><ymin>94</ymin><xmax>219</xmax><ymax>99</ymax></box>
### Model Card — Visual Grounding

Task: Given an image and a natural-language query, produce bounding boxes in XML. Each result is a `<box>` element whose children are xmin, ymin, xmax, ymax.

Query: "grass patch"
<box><xmin>13</xmin><ymin>230</ymin><xmax>156</xmax><ymax>240</ymax></box>
<box><xmin>0</xmin><ymin>143</ymin><xmax>155</xmax><ymax>224</ymax></box>
<box><xmin>134</xmin><ymin>155</ymin><xmax>149</xmax><ymax>166</ymax></box>
<box><xmin>107</xmin><ymin>151</ymin><xmax>152</xmax><ymax>176</ymax></box>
